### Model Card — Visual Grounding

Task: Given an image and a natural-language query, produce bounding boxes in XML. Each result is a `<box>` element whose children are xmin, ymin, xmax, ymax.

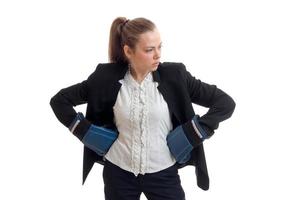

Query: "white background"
<box><xmin>1</xmin><ymin>0</ymin><xmax>299</xmax><ymax>199</ymax></box>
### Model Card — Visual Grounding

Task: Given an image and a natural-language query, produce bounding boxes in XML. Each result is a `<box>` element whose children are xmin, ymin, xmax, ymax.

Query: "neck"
<box><xmin>129</xmin><ymin>65</ymin><xmax>150</xmax><ymax>84</ymax></box>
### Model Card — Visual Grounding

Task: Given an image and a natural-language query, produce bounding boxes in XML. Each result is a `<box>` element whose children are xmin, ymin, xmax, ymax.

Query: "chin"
<box><xmin>151</xmin><ymin>64</ymin><xmax>159</xmax><ymax>71</ymax></box>
<box><xmin>151</xmin><ymin>66</ymin><xmax>158</xmax><ymax>72</ymax></box>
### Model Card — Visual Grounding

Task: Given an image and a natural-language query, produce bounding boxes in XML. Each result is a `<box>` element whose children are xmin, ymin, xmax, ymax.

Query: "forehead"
<box><xmin>137</xmin><ymin>29</ymin><xmax>161</xmax><ymax>47</ymax></box>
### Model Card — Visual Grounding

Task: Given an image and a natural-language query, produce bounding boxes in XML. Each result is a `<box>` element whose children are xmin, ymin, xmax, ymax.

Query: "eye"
<box><xmin>146</xmin><ymin>49</ymin><xmax>153</xmax><ymax>52</ymax></box>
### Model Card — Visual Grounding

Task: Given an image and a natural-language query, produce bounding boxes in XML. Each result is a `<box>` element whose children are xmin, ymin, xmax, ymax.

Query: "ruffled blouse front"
<box><xmin>104</xmin><ymin>68</ymin><xmax>176</xmax><ymax>176</ymax></box>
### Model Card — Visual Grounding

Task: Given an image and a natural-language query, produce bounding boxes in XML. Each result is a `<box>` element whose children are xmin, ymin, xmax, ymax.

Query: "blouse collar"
<box><xmin>124</xmin><ymin>67</ymin><xmax>154</xmax><ymax>88</ymax></box>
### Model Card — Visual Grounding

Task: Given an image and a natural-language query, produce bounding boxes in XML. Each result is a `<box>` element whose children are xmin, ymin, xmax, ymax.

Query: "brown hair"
<box><xmin>108</xmin><ymin>17</ymin><xmax>156</xmax><ymax>64</ymax></box>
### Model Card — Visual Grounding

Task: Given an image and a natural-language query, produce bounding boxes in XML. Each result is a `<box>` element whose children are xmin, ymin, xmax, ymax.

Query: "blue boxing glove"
<box><xmin>68</xmin><ymin>112</ymin><xmax>118</xmax><ymax>156</ymax></box>
<box><xmin>167</xmin><ymin>115</ymin><xmax>209</xmax><ymax>164</ymax></box>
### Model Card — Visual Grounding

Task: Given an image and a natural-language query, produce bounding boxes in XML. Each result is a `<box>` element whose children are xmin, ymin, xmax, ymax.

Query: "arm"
<box><xmin>49</xmin><ymin>65</ymin><xmax>118</xmax><ymax>155</ymax></box>
<box><xmin>183</xmin><ymin>63</ymin><xmax>236</xmax><ymax>137</ymax></box>
<box><xmin>167</xmin><ymin>63</ymin><xmax>236</xmax><ymax>163</ymax></box>
<box><xmin>50</xmin><ymin>80</ymin><xmax>89</xmax><ymax>135</ymax></box>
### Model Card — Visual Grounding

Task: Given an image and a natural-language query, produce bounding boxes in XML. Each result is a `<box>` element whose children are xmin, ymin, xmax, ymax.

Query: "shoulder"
<box><xmin>87</xmin><ymin>62</ymin><xmax>126</xmax><ymax>81</ymax></box>
<box><xmin>158</xmin><ymin>62</ymin><xmax>188</xmax><ymax>78</ymax></box>
<box><xmin>94</xmin><ymin>62</ymin><xmax>125</xmax><ymax>72</ymax></box>
<box><xmin>159</xmin><ymin>62</ymin><xmax>186</xmax><ymax>71</ymax></box>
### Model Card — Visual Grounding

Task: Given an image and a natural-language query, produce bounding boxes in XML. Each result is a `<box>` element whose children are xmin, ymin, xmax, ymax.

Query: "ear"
<box><xmin>123</xmin><ymin>45</ymin><xmax>133</xmax><ymax>60</ymax></box>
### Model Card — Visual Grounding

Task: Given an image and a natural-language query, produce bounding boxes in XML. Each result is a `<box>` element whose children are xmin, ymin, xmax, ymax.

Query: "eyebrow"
<box><xmin>146</xmin><ymin>42</ymin><xmax>163</xmax><ymax>49</ymax></box>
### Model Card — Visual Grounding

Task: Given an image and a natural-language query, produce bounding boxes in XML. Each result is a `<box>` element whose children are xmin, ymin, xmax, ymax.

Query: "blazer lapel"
<box><xmin>153</xmin><ymin>64</ymin><xmax>183</xmax><ymax>125</ymax></box>
<box><xmin>105</xmin><ymin>63</ymin><xmax>128</xmax><ymax>107</ymax></box>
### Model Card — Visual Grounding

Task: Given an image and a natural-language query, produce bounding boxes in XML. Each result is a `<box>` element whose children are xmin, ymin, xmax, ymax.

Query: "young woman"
<box><xmin>50</xmin><ymin>17</ymin><xmax>235</xmax><ymax>200</ymax></box>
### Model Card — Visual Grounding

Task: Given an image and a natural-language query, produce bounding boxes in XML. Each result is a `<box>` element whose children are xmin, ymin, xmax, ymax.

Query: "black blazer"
<box><xmin>50</xmin><ymin>62</ymin><xmax>235</xmax><ymax>190</ymax></box>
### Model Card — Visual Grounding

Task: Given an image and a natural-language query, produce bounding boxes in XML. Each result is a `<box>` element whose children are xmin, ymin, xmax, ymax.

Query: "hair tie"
<box><xmin>123</xmin><ymin>19</ymin><xmax>130</xmax><ymax>25</ymax></box>
<box><xmin>120</xmin><ymin>19</ymin><xmax>129</xmax><ymax>34</ymax></box>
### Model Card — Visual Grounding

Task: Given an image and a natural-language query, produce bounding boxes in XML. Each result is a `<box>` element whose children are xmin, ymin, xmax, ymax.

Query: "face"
<box><xmin>124</xmin><ymin>28</ymin><xmax>162</xmax><ymax>74</ymax></box>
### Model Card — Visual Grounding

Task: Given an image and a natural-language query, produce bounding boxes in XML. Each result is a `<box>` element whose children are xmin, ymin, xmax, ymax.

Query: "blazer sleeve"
<box><xmin>49</xmin><ymin>65</ymin><xmax>98</xmax><ymax>128</ymax></box>
<box><xmin>180</xmin><ymin>63</ymin><xmax>236</xmax><ymax>137</ymax></box>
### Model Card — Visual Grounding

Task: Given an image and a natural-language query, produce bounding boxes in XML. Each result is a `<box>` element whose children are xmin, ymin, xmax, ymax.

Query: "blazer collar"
<box><xmin>116</xmin><ymin>62</ymin><xmax>161</xmax><ymax>83</ymax></box>
<box><xmin>153</xmin><ymin>65</ymin><xmax>161</xmax><ymax>83</ymax></box>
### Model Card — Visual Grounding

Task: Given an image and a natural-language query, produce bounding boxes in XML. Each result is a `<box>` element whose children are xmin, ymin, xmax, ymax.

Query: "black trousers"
<box><xmin>102</xmin><ymin>159</ymin><xmax>186</xmax><ymax>200</ymax></box>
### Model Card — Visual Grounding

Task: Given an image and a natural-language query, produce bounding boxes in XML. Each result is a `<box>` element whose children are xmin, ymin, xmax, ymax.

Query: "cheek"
<box><xmin>133</xmin><ymin>51</ymin><xmax>153</xmax><ymax>64</ymax></box>
<box><xmin>139</xmin><ymin>53</ymin><xmax>153</xmax><ymax>61</ymax></box>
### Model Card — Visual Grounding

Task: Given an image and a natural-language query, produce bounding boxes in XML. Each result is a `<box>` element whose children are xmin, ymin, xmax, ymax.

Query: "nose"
<box><xmin>154</xmin><ymin>48</ymin><xmax>161</xmax><ymax>60</ymax></box>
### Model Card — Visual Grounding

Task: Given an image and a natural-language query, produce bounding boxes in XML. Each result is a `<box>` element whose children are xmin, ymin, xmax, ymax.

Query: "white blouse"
<box><xmin>104</xmin><ymin>68</ymin><xmax>176</xmax><ymax>176</ymax></box>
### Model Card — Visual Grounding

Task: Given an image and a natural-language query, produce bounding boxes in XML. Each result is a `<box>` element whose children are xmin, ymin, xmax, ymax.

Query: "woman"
<box><xmin>50</xmin><ymin>17</ymin><xmax>235</xmax><ymax>200</ymax></box>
